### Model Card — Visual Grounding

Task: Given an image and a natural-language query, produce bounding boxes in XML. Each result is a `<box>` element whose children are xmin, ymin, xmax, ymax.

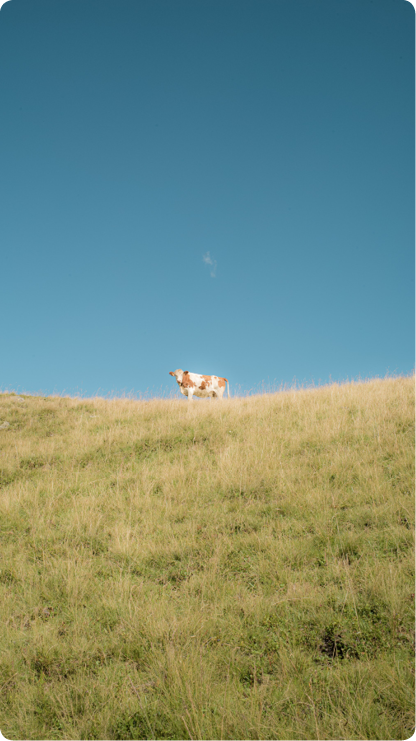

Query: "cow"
<box><xmin>169</xmin><ymin>369</ymin><xmax>230</xmax><ymax>401</ymax></box>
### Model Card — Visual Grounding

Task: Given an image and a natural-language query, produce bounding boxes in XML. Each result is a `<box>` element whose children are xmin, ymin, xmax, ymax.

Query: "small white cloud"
<box><xmin>203</xmin><ymin>251</ymin><xmax>217</xmax><ymax>278</ymax></box>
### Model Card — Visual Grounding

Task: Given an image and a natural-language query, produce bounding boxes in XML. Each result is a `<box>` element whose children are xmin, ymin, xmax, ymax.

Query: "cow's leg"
<box><xmin>188</xmin><ymin>390</ymin><xmax>194</xmax><ymax>402</ymax></box>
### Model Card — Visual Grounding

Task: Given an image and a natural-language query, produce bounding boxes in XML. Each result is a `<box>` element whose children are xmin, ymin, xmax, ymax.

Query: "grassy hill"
<box><xmin>0</xmin><ymin>376</ymin><xmax>414</xmax><ymax>740</ymax></box>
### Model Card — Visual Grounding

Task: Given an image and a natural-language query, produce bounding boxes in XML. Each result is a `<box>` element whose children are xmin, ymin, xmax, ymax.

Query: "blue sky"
<box><xmin>0</xmin><ymin>0</ymin><xmax>414</xmax><ymax>397</ymax></box>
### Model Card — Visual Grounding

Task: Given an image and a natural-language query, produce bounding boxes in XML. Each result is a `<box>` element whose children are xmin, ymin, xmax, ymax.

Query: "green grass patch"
<box><xmin>0</xmin><ymin>378</ymin><xmax>414</xmax><ymax>739</ymax></box>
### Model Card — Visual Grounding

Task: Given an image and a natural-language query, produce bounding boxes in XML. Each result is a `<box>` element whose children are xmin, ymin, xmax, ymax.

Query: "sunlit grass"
<box><xmin>0</xmin><ymin>376</ymin><xmax>414</xmax><ymax>739</ymax></box>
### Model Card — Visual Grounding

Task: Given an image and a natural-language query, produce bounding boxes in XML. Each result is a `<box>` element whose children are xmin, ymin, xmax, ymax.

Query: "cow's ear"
<box><xmin>169</xmin><ymin>371</ymin><xmax>174</xmax><ymax>376</ymax></box>
<box><xmin>184</xmin><ymin>370</ymin><xmax>189</xmax><ymax>374</ymax></box>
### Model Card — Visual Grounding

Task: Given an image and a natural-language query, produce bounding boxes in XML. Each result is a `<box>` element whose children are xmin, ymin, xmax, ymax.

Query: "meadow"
<box><xmin>0</xmin><ymin>376</ymin><xmax>414</xmax><ymax>740</ymax></box>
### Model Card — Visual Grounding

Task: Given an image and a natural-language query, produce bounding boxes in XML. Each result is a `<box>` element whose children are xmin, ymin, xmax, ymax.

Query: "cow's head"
<box><xmin>169</xmin><ymin>369</ymin><xmax>184</xmax><ymax>382</ymax></box>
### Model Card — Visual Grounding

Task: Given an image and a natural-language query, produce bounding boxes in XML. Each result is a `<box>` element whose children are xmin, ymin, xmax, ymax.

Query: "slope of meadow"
<box><xmin>0</xmin><ymin>377</ymin><xmax>414</xmax><ymax>740</ymax></box>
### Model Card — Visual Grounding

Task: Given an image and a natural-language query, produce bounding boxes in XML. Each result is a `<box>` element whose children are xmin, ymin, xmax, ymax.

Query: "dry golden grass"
<box><xmin>0</xmin><ymin>376</ymin><xmax>414</xmax><ymax>739</ymax></box>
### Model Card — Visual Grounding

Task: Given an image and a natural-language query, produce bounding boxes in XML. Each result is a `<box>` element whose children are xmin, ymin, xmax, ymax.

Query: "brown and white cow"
<box><xmin>169</xmin><ymin>369</ymin><xmax>230</xmax><ymax>401</ymax></box>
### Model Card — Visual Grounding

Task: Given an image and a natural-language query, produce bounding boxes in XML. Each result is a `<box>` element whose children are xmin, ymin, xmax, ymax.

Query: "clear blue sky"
<box><xmin>1</xmin><ymin>0</ymin><xmax>414</xmax><ymax>397</ymax></box>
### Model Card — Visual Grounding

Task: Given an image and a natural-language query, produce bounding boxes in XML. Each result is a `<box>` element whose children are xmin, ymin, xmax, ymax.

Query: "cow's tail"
<box><xmin>227</xmin><ymin>379</ymin><xmax>230</xmax><ymax>398</ymax></box>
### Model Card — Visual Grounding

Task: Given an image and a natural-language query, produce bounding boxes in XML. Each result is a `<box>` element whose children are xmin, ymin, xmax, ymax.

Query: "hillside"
<box><xmin>0</xmin><ymin>377</ymin><xmax>414</xmax><ymax>740</ymax></box>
